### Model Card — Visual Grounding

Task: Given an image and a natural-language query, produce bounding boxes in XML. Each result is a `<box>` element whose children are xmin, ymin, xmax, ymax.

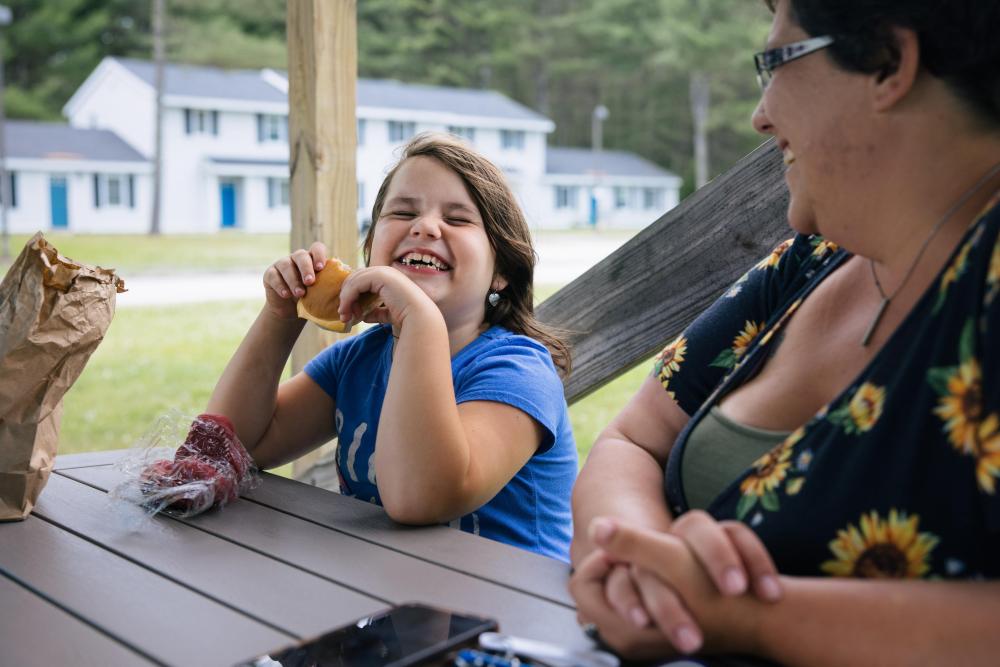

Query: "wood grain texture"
<box><xmin>54</xmin><ymin>450</ymin><xmax>131</xmax><ymax>470</ymax></box>
<box><xmin>35</xmin><ymin>473</ymin><xmax>386</xmax><ymax>638</ymax></box>
<box><xmin>244</xmin><ymin>470</ymin><xmax>576</xmax><ymax>608</ymax></box>
<box><xmin>59</xmin><ymin>463</ymin><xmax>591</xmax><ymax>649</ymax></box>
<box><xmin>0</xmin><ymin>573</ymin><xmax>153</xmax><ymax>667</ymax></box>
<box><xmin>537</xmin><ymin>140</ymin><xmax>791</xmax><ymax>403</ymax></box>
<box><xmin>286</xmin><ymin>0</ymin><xmax>359</xmax><ymax>476</ymax></box>
<box><xmin>0</xmin><ymin>515</ymin><xmax>291</xmax><ymax>666</ymax></box>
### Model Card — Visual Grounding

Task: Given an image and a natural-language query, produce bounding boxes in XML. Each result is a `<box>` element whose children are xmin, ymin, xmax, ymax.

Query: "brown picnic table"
<box><xmin>0</xmin><ymin>450</ymin><xmax>590</xmax><ymax>666</ymax></box>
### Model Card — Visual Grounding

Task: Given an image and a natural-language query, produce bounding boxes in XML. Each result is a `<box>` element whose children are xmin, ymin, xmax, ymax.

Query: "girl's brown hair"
<box><xmin>363</xmin><ymin>132</ymin><xmax>571</xmax><ymax>376</ymax></box>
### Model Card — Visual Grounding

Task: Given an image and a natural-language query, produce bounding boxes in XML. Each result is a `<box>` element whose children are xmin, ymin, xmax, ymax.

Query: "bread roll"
<box><xmin>296</xmin><ymin>258</ymin><xmax>379</xmax><ymax>332</ymax></box>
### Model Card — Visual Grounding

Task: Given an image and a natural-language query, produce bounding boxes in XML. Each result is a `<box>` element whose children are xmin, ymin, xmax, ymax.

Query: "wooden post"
<box><xmin>287</xmin><ymin>0</ymin><xmax>358</xmax><ymax>478</ymax></box>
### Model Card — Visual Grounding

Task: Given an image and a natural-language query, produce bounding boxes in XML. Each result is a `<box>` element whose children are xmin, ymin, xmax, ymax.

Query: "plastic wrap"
<box><xmin>110</xmin><ymin>412</ymin><xmax>259</xmax><ymax>520</ymax></box>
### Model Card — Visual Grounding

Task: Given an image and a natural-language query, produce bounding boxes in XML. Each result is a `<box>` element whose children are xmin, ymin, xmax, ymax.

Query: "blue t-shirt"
<box><xmin>304</xmin><ymin>324</ymin><xmax>577</xmax><ymax>561</ymax></box>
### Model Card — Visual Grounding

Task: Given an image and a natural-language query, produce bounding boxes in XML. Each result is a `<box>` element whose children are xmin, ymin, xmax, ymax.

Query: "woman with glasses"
<box><xmin>568</xmin><ymin>0</ymin><xmax>1000</xmax><ymax>662</ymax></box>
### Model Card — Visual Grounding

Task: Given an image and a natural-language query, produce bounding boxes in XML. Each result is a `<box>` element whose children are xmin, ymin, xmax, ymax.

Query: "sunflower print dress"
<box><xmin>659</xmin><ymin>196</ymin><xmax>1000</xmax><ymax>580</ymax></box>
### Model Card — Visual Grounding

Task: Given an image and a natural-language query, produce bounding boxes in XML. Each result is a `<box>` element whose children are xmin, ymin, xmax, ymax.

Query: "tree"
<box><xmin>652</xmin><ymin>0</ymin><xmax>770</xmax><ymax>188</ymax></box>
<box><xmin>6</xmin><ymin>0</ymin><xmax>772</xmax><ymax>197</ymax></box>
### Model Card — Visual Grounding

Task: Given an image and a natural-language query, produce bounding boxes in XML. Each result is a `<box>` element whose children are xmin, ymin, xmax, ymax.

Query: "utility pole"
<box><xmin>690</xmin><ymin>71</ymin><xmax>710</xmax><ymax>190</ymax></box>
<box><xmin>0</xmin><ymin>4</ymin><xmax>12</xmax><ymax>259</ymax></box>
<box><xmin>150</xmin><ymin>0</ymin><xmax>165</xmax><ymax>235</ymax></box>
<box><xmin>591</xmin><ymin>104</ymin><xmax>608</xmax><ymax>154</ymax></box>
<box><xmin>590</xmin><ymin>104</ymin><xmax>609</xmax><ymax>229</ymax></box>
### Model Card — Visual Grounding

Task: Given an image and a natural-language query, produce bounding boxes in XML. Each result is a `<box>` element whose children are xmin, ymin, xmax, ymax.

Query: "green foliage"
<box><xmin>3</xmin><ymin>0</ymin><xmax>150</xmax><ymax>118</ymax></box>
<box><xmin>166</xmin><ymin>0</ymin><xmax>286</xmax><ymax>69</ymax></box>
<box><xmin>7</xmin><ymin>0</ymin><xmax>774</xmax><ymax>195</ymax></box>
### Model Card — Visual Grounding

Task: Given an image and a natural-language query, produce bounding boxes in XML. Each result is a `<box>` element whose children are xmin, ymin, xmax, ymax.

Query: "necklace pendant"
<box><xmin>861</xmin><ymin>297</ymin><xmax>890</xmax><ymax>347</ymax></box>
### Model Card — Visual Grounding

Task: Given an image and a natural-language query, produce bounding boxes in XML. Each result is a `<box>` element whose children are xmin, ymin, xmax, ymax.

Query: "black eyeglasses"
<box><xmin>754</xmin><ymin>35</ymin><xmax>835</xmax><ymax>91</ymax></box>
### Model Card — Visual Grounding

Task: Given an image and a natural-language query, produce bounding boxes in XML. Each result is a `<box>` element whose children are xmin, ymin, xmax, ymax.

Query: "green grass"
<box><xmin>20</xmin><ymin>232</ymin><xmax>645</xmax><ymax>472</ymax></box>
<box><xmin>60</xmin><ymin>299</ymin><xmax>267</xmax><ymax>451</ymax></box>
<box><xmin>1</xmin><ymin>229</ymin><xmax>633</xmax><ymax>276</ymax></box>
<box><xmin>1</xmin><ymin>232</ymin><xmax>290</xmax><ymax>275</ymax></box>
<box><xmin>58</xmin><ymin>297</ymin><xmax>647</xmax><ymax>470</ymax></box>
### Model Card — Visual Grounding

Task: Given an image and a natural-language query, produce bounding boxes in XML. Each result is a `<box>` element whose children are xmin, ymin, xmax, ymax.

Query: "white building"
<box><xmin>3</xmin><ymin>121</ymin><xmax>150</xmax><ymax>233</ymax></box>
<box><xmin>5</xmin><ymin>57</ymin><xmax>680</xmax><ymax>234</ymax></box>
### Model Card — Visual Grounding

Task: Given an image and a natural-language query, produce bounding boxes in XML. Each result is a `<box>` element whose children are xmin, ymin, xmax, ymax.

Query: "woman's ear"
<box><xmin>492</xmin><ymin>275</ymin><xmax>508</xmax><ymax>292</ymax></box>
<box><xmin>872</xmin><ymin>26</ymin><xmax>920</xmax><ymax>112</ymax></box>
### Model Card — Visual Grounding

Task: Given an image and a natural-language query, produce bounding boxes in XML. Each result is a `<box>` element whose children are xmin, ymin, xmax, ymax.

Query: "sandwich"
<box><xmin>296</xmin><ymin>258</ymin><xmax>379</xmax><ymax>332</ymax></box>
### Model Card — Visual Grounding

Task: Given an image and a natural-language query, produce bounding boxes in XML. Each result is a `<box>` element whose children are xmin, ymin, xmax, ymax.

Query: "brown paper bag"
<box><xmin>0</xmin><ymin>232</ymin><xmax>125</xmax><ymax>520</ymax></box>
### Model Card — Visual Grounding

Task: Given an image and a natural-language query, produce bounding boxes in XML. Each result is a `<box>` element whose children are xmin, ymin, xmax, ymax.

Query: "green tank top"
<box><xmin>681</xmin><ymin>407</ymin><xmax>791</xmax><ymax>511</ymax></box>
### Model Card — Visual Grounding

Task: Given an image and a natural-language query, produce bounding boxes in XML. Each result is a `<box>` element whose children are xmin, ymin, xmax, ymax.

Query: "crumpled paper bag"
<box><xmin>0</xmin><ymin>232</ymin><xmax>125</xmax><ymax>520</ymax></box>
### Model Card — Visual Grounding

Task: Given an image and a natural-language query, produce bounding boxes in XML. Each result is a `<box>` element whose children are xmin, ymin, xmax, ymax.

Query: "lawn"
<box><xmin>1</xmin><ymin>232</ymin><xmax>291</xmax><ymax>275</ymax></box>
<box><xmin>59</xmin><ymin>297</ymin><xmax>650</xmax><ymax>469</ymax></box>
<box><xmin>13</xmin><ymin>233</ymin><xmax>650</xmax><ymax>473</ymax></box>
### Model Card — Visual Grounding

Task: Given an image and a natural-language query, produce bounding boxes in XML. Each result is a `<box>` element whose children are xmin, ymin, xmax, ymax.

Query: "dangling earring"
<box><xmin>487</xmin><ymin>291</ymin><xmax>500</xmax><ymax>307</ymax></box>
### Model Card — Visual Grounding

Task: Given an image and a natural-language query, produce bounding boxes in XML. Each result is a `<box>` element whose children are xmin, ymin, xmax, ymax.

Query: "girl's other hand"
<box><xmin>262</xmin><ymin>242</ymin><xmax>327</xmax><ymax>320</ymax></box>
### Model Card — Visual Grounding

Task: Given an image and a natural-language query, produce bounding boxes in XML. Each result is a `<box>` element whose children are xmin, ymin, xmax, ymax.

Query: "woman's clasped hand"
<box><xmin>572</xmin><ymin>512</ymin><xmax>781</xmax><ymax>658</ymax></box>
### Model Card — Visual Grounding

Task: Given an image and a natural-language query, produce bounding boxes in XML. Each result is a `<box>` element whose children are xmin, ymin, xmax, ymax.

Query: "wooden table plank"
<box><xmin>246</xmin><ymin>471</ymin><xmax>576</xmax><ymax>607</ymax></box>
<box><xmin>33</xmin><ymin>473</ymin><xmax>388</xmax><ymax>638</ymax></box>
<box><xmin>57</xmin><ymin>450</ymin><xmax>575</xmax><ymax>607</ymax></box>
<box><xmin>0</xmin><ymin>516</ymin><xmax>292</xmax><ymax>666</ymax></box>
<box><xmin>60</xmin><ymin>464</ymin><xmax>593</xmax><ymax>650</ymax></box>
<box><xmin>55</xmin><ymin>450</ymin><xmax>136</xmax><ymax>470</ymax></box>
<box><xmin>0</xmin><ymin>573</ymin><xmax>154</xmax><ymax>667</ymax></box>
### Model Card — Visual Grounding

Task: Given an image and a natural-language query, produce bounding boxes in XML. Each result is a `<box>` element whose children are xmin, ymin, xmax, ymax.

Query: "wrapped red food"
<box><xmin>111</xmin><ymin>412</ymin><xmax>259</xmax><ymax>520</ymax></box>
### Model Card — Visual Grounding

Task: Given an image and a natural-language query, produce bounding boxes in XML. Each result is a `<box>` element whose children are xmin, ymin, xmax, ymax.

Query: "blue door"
<box><xmin>220</xmin><ymin>182</ymin><xmax>236</xmax><ymax>228</ymax></box>
<box><xmin>50</xmin><ymin>177</ymin><xmax>68</xmax><ymax>229</ymax></box>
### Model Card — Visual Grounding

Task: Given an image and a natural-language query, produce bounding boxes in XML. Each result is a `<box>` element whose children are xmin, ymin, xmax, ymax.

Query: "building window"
<box><xmin>185</xmin><ymin>108</ymin><xmax>219</xmax><ymax>135</ymax></box>
<box><xmin>257</xmin><ymin>114</ymin><xmax>287</xmax><ymax>142</ymax></box>
<box><xmin>614</xmin><ymin>186</ymin><xmax>627</xmax><ymax>209</ymax></box>
<box><xmin>555</xmin><ymin>185</ymin><xmax>578</xmax><ymax>210</ymax></box>
<box><xmin>93</xmin><ymin>174</ymin><xmax>135</xmax><ymax>208</ymax></box>
<box><xmin>358</xmin><ymin>119</ymin><xmax>366</xmax><ymax>146</ymax></box>
<box><xmin>0</xmin><ymin>171</ymin><xmax>16</xmax><ymax>208</ymax></box>
<box><xmin>447</xmin><ymin>126</ymin><xmax>475</xmax><ymax>142</ymax></box>
<box><xmin>267</xmin><ymin>177</ymin><xmax>290</xmax><ymax>208</ymax></box>
<box><xmin>644</xmin><ymin>187</ymin><xmax>664</xmax><ymax>210</ymax></box>
<box><xmin>388</xmin><ymin>121</ymin><xmax>416</xmax><ymax>142</ymax></box>
<box><xmin>357</xmin><ymin>181</ymin><xmax>365</xmax><ymax>211</ymax></box>
<box><xmin>500</xmin><ymin>130</ymin><xmax>525</xmax><ymax>150</ymax></box>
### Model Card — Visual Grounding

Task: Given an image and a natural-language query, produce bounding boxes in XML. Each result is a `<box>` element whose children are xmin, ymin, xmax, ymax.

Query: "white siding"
<box><xmin>4</xmin><ymin>161</ymin><xmax>151</xmax><ymax>234</ymax></box>
<box><xmin>55</xmin><ymin>60</ymin><xmax>680</xmax><ymax>234</ymax></box>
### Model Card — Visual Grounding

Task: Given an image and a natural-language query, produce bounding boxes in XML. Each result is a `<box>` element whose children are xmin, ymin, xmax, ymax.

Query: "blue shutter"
<box><xmin>257</xmin><ymin>114</ymin><xmax>264</xmax><ymax>142</ymax></box>
<box><xmin>184</xmin><ymin>108</ymin><xmax>192</xmax><ymax>134</ymax></box>
<box><xmin>266</xmin><ymin>178</ymin><xmax>274</xmax><ymax>208</ymax></box>
<box><xmin>93</xmin><ymin>174</ymin><xmax>101</xmax><ymax>208</ymax></box>
<box><xmin>212</xmin><ymin>110</ymin><xmax>219</xmax><ymax>135</ymax></box>
<box><xmin>128</xmin><ymin>175</ymin><xmax>135</xmax><ymax>208</ymax></box>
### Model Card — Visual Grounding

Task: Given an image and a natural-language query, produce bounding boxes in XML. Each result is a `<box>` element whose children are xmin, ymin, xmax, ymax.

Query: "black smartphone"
<box><xmin>236</xmin><ymin>603</ymin><xmax>498</xmax><ymax>667</ymax></box>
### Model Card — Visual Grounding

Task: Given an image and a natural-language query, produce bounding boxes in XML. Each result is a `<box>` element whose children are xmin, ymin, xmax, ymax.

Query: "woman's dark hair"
<box><xmin>363</xmin><ymin>132</ymin><xmax>572</xmax><ymax>376</ymax></box>
<box><xmin>765</xmin><ymin>0</ymin><xmax>1000</xmax><ymax>127</ymax></box>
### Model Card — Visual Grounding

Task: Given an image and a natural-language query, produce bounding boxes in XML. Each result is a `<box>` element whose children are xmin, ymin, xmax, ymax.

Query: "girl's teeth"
<box><xmin>401</xmin><ymin>253</ymin><xmax>447</xmax><ymax>270</ymax></box>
